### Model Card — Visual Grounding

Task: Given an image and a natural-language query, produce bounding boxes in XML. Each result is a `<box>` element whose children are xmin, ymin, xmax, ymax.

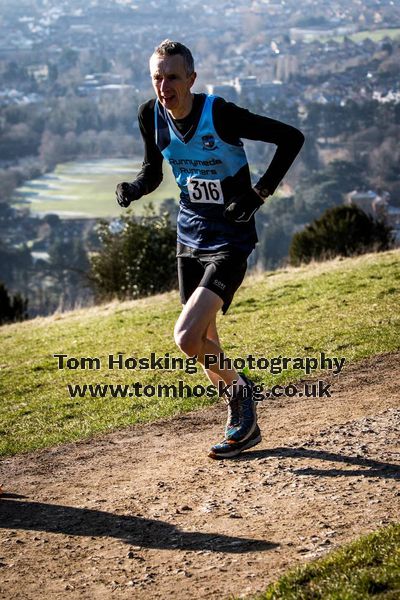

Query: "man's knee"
<box><xmin>174</xmin><ymin>325</ymin><xmax>204</xmax><ymax>357</ymax></box>
<box><xmin>174</xmin><ymin>287</ymin><xmax>222</xmax><ymax>356</ymax></box>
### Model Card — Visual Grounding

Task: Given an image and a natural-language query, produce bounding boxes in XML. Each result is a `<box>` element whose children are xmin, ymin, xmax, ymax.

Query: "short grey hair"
<box><xmin>152</xmin><ymin>39</ymin><xmax>195</xmax><ymax>75</ymax></box>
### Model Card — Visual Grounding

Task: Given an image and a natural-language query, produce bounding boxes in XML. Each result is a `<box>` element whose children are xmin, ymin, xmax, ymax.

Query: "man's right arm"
<box><xmin>116</xmin><ymin>100</ymin><xmax>163</xmax><ymax>207</ymax></box>
<box><xmin>134</xmin><ymin>100</ymin><xmax>164</xmax><ymax>195</ymax></box>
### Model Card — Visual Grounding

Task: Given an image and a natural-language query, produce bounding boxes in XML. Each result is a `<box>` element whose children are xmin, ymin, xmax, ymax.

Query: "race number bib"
<box><xmin>187</xmin><ymin>178</ymin><xmax>224</xmax><ymax>204</ymax></box>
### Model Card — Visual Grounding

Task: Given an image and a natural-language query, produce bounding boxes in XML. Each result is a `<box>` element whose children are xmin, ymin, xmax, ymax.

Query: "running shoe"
<box><xmin>224</xmin><ymin>392</ymin><xmax>240</xmax><ymax>437</ymax></box>
<box><xmin>226</xmin><ymin>373</ymin><xmax>258</xmax><ymax>443</ymax></box>
<box><xmin>208</xmin><ymin>425</ymin><xmax>262</xmax><ymax>459</ymax></box>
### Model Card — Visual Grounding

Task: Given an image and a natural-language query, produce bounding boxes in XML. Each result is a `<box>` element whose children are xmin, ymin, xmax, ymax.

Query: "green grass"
<box><xmin>255</xmin><ymin>523</ymin><xmax>400</xmax><ymax>600</ymax></box>
<box><xmin>322</xmin><ymin>28</ymin><xmax>400</xmax><ymax>44</ymax></box>
<box><xmin>0</xmin><ymin>249</ymin><xmax>399</xmax><ymax>456</ymax></box>
<box><xmin>13</xmin><ymin>158</ymin><xmax>180</xmax><ymax>219</ymax></box>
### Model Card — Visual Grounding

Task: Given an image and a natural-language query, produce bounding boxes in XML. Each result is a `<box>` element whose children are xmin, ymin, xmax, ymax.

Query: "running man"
<box><xmin>116</xmin><ymin>40</ymin><xmax>304</xmax><ymax>459</ymax></box>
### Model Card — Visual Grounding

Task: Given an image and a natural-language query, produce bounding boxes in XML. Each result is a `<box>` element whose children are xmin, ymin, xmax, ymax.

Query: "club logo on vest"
<box><xmin>202</xmin><ymin>134</ymin><xmax>217</xmax><ymax>151</ymax></box>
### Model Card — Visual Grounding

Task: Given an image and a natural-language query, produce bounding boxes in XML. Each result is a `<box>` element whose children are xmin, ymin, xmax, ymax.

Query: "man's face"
<box><xmin>150</xmin><ymin>53</ymin><xmax>196</xmax><ymax>115</ymax></box>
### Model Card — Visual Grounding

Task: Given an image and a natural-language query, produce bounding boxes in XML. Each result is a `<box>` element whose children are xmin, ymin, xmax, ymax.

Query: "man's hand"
<box><xmin>116</xmin><ymin>182</ymin><xmax>142</xmax><ymax>208</ymax></box>
<box><xmin>223</xmin><ymin>188</ymin><xmax>265</xmax><ymax>223</ymax></box>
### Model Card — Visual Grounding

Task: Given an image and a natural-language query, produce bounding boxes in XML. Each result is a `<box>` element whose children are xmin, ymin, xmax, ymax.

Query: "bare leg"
<box><xmin>201</xmin><ymin>316</ymin><xmax>227</xmax><ymax>393</ymax></box>
<box><xmin>176</xmin><ymin>287</ymin><xmax>259</xmax><ymax>457</ymax></box>
<box><xmin>174</xmin><ymin>287</ymin><xmax>240</xmax><ymax>389</ymax></box>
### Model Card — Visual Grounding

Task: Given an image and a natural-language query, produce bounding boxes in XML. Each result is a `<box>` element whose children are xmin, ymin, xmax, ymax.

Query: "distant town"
<box><xmin>1</xmin><ymin>0</ymin><xmax>399</xmax><ymax>108</ymax></box>
<box><xmin>0</xmin><ymin>0</ymin><xmax>399</xmax><ymax>317</ymax></box>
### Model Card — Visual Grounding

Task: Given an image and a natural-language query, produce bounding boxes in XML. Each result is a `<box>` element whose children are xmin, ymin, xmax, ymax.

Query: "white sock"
<box><xmin>227</xmin><ymin>376</ymin><xmax>247</xmax><ymax>398</ymax></box>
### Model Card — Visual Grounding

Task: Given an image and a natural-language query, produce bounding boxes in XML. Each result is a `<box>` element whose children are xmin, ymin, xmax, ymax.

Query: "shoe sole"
<box><xmin>208</xmin><ymin>433</ymin><xmax>262</xmax><ymax>459</ymax></box>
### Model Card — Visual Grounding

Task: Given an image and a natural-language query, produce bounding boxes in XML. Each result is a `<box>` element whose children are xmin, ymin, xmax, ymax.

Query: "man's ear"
<box><xmin>189</xmin><ymin>71</ymin><xmax>197</xmax><ymax>88</ymax></box>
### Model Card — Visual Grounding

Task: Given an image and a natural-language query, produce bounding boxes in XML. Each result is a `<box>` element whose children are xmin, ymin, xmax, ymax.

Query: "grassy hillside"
<box><xmin>329</xmin><ymin>28</ymin><xmax>400</xmax><ymax>44</ymax></box>
<box><xmin>256</xmin><ymin>523</ymin><xmax>400</xmax><ymax>600</ymax></box>
<box><xmin>0</xmin><ymin>249</ymin><xmax>399</xmax><ymax>457</ymax></box>
<box><xmin>14</xmin><ymin>158</ymin><xmax>180</xmax><ymax>219</ymax></box>
<box><xmin>13</xmin><ymin>158</ymin><xmax>282</xmax><ymax>219</ymax></box>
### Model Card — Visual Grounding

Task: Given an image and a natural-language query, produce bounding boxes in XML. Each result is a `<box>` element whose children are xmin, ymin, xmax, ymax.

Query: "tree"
<box><xmin>259</xmin><ymin>220</ymin><xmax>293</xmax><ymax>270</ymax></box>
<box><xmin>293</xmin><ymin>160</ymin><xmax>365</xmax><ymax>223</ymax></box>
<box><xmin>48</xmin><ymin>237</ymin><xmax>91</xmax><ymax>310</ymax></box>
<box><xmin>89</xmin><ymin>204</ymin><xmax>177</xmax><ymax>301</ymax></box>
<box><xmin>159</xmin><ymin>198</ymin><xmax>178</xmax><ymax>223</ymax></box>
<box><xmin>0</xmin><ymin>241</ymin><xmax>32</xmax><ymax>289</ymax></box>
<box><xmin>0</xmin><ymin>281</ymin><xmax>28</xmax><ymax>325</ymax></box>
<box><xmin>368</xmin><ymin>135</ymin><xmax>400</xmax><ymax>189</ymax></box>
<box><xmin>289</xmin><ymin>205</ymin><xmax>394</xmax><ymax>266</ymax></box>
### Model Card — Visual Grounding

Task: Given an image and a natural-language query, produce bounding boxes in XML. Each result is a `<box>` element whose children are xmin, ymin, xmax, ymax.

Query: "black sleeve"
<box><xmin>213</xmin><ymin>98</ymin><xmax>305</xmax><ymax>196</ymax></box>
<box><xmin>133</xmin><ymin>100</ymin><xmax>163</xmax><ymax>195</ymax></box>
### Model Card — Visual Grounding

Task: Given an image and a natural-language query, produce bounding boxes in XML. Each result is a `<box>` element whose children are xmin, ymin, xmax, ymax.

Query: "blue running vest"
<box><xmin>155</xmin><ymin>94</ymin><xmax>258</xmax><ymax>252</ymax></box>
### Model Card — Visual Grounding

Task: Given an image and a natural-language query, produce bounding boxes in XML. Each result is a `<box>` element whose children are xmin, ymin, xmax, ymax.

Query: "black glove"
<box><xmin>223</xmin><ymin>188</ymin><xmax>264</xmax><ymax>223</ymax></box>
<box><xmin>116</xmin><ymin>182</ymin><xmax>142</xmax><ymax>208</ymax></box>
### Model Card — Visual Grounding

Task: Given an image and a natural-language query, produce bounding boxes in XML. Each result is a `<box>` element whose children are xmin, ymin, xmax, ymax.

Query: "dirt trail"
<box><xmin>1</xmin><ymin>353</ymin><xmax>399</xmax><ymax>600</ymax></box>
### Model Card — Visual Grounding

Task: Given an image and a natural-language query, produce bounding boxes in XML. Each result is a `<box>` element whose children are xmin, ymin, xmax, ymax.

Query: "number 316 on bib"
<box><xmin>187</xmin><ymin>178</ymin><xmax>224</xmax><ymax>204</ymax></box>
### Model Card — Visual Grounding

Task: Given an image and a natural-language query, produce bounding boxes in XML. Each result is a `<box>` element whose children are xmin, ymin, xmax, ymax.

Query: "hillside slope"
<box><xmin>0</xmin><ymin>249</ymin><xmax>399</xmax><ymax>456</ymax></box>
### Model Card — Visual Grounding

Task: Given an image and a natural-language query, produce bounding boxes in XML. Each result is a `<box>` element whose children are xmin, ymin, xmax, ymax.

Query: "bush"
<box><xmin>89</xmin><ymin>204</ymin><xmax>177</xmax><ymax>301</ymax></box>
<box><xmin>0</xmin><ymin>281</ymin><xmax>28</xmax><ymax>325</ymax></box>
<box><xmin>289</xmin><ymin>204</ymin><xmax>394</xmax><ymax>266</ymax></box>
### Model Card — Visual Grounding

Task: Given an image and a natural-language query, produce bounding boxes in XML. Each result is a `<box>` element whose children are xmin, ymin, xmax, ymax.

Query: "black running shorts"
<box><xmin>176</xmin><ymin>242</ymin><xmax>249</xmax><ymax>314</ymax></box>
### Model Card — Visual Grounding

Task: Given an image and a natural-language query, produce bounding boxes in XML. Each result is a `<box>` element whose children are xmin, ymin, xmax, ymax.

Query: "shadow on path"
<box><xmin>0</xmin><ymin>498</ymin><xmax>278</xmax><ymax>553</ymax></box>
<box><xmin>237</xmin><ymin>447</ymin><xmax>400</xmax><ymax>480</ymax></box>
